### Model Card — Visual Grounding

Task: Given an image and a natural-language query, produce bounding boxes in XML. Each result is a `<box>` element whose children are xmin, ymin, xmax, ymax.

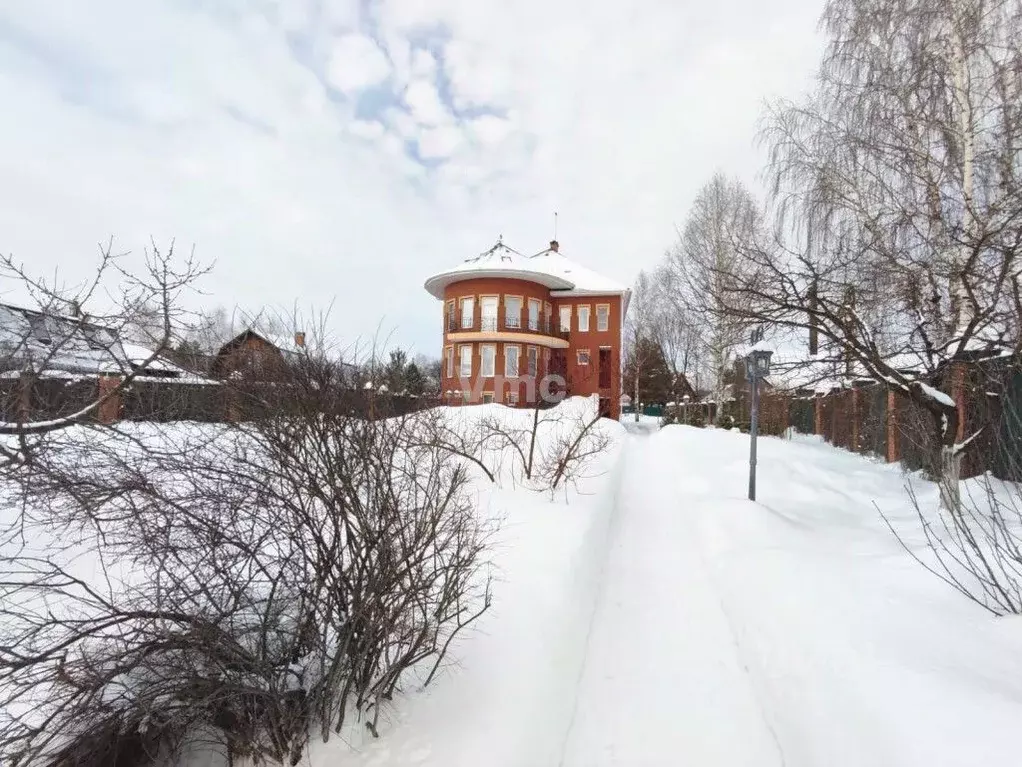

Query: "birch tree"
<box><xmin>718</xmin><ymin>0</ymin><xmax>1021</xmax><ymax>508</ymax></box>
<box><xmin>668</xmin><ymin>174</ymin><xmax>763</xmax><ymax>416</ymax></box>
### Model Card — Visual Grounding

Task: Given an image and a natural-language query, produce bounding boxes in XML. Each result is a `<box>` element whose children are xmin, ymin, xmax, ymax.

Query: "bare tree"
<box><xmin>667</xmin><ymin>173</ymin><xmax>763</xmax><ymax>415</ymax></box>
<box><xmin>649</xmin><ymin>263</ymin><xmax>703</xmax><ymax>401</ymax></box>
<box><xmin>0</xmin><ymin>240</ymin><xmax>209</xmax><ymax>442</ymax></box>
<box><xmin>623</xmin><ymin>270</ymin><xmax>656</xmax><ymax>421</ymax></box>
<box><xmin>720</xmin><ymin>0</ymin><xmax>1021</xmax><ymax>507</ymax></box>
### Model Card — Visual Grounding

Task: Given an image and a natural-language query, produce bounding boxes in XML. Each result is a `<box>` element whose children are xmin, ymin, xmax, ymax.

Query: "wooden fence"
<box><xmin>0</xmin><ymin>374</ymin><xmax>440</xmax><ymax>426</ymax></box>
<box><xmin>768</xmin><ymin>358</ymin><xmax>1022</xmax><ymax>482</ymax></box>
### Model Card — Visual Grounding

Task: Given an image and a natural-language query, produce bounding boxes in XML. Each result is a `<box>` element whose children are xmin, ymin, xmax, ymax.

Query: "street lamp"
<box><xmin>682</xmin><ymin>393</ymin><xmax>690</xmax><ymax>425</ymax></box>
<box><xmin>745</xmin><ymin>339</ymin><xmax>773</xmax><ymax>501</ymax></box>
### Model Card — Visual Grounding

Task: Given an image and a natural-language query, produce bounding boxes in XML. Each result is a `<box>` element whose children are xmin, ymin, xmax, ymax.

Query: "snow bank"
<box><xmin>312</xmin><ymin>400</ymin><xmax>627</xmax><ymax>766</ymax></box>
<box><xmin>642</xmin><ymin>426</ymin><xmax>1022</xmax><ymax>766</ymax></box>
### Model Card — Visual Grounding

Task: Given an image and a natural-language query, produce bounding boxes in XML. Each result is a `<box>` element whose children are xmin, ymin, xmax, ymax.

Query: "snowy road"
<box><xmin>560</xmin><ymin>425</ymin><xmax>786</xmax><ymax>766</ymax></box>
<box><xmin>333</xmin><ymin>418</ymin><xmax>1022</xmax><ymax>767</ymax></box>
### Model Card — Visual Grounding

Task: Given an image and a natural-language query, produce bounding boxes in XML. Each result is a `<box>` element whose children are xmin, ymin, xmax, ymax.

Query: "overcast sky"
<box><xmin>0</xmin><ymin>0</ymin><xmax>824</xmax><ymax>358</ymax></box>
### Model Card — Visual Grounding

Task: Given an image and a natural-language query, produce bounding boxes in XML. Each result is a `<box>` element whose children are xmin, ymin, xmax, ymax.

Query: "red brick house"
<box><xmin>424</xmin><ymin>239</ymin><xmax>630</xmax><ymax>419</ymax></box>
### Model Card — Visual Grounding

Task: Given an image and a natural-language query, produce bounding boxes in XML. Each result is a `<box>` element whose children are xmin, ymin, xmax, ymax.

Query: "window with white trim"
<box><xmin>596</xmin><ymin>304</ymin><xmax>610</xmax><ymax>332</ymax></box>
<box><xmin>459</xmin><ymin>344</ymin><xmax>472</xmax><ymax>377</ymax></box>
<box><xmin>460</xmin><ymin>297</ymin><xmax>475</xmax><ymax>329</ymax></box>
<box><xmin>559</xmin><ymin>305</ymin><xmax>571</xmax><ymax>332</ymax></box>
<box><xmin>577</xmin><ymin>305</ymin><xmax>590</xmax><ymax>332</ymax></box>
<box><xmin>445</xmin><ymin>346</ymin><xmax>453</xmax><ymax>378</ymax></box>
<box><xmin>482</xmin><ymin>393</ymin><xmax>494</xmax><ymax>404</ymax></box>
<box><xmin>528</xmin><ymin>299</ymin><xmax>541</xmax><ymax>331</ymax></box>
<box><xmin>507</xmin><ymin>391</ymin><xmax>519</xmax><ymax>405</ymax></box>
<box><xmin>504</xmin><ymin>344</ymin><xmax>520</xmax><ymax>377</ymax></box>
<box><xmin>481</xmin><ymin>344</ymin><xmax>496</xmax><ymax>377</ymax></box>
<box><xmin>527</xmin><ymin>346</ymin><xmax>538</xmax><ymax>376</ymax></box>
<box><xmin>504</xmin><ymin>296</ymin><xmax>522</xmax><ymax>329</ymax></box>
<box><xmin>480</xmin><ymin>296</ymin><xmax>498</xmax><ymax>331</ymax></box>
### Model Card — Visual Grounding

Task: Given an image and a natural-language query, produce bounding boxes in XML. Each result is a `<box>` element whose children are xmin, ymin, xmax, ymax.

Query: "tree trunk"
<box><xmin>936</xmin><ymin>403</ymin><xmax>962</xmax><ymax>513</ymax></box>
<box><xmin>633</xmin><ymin>362</ymin><xmax>640</xmax><ymax>422</ymax></box>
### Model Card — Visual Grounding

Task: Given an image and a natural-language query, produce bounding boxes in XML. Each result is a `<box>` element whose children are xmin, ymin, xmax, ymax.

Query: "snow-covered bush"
<box><xmin>469</xmin><ymin>396</ymin><xmax>613</xmax><ymax>493</ymax></box>
<box><xmin>0</xmin><ymin>357</ymin><xmax>493</xmax><ymax>765</ymax></box>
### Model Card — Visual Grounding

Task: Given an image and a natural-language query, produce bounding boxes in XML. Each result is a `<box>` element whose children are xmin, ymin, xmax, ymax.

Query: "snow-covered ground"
<box><xmin>4</xmin><ymin>407</ymin><xmax>1022</xmax><ymax>766</ymax></box>
<box><xmin>325</xmin><ymin>422</ymin><xmax>1022</xmax><ymax>766</ymax></box>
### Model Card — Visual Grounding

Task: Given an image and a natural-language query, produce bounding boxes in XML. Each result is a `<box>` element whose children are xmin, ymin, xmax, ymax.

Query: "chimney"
<box><xmin>549</xmin><ymin>240</ymin><xmax>559</xmax><ymax>253</ymax></box>
<box><xmin>294</xmin><ymin>331</ymin><xmax>306</xmax><ymax>348</ymax></box>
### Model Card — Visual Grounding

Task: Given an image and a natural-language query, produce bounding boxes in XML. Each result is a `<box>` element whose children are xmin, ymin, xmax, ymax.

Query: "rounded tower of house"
<box><xmin>424</xmin><ymin>239</ymin><xmax>629</xmax><ymax>418</ymax></box>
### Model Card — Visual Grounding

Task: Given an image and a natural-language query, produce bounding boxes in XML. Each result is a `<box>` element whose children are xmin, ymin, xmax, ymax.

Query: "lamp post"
<box><xmin>682</xmin><ymin>393</ymin><xmax>690</xmax><ymax>425</ymax></box>
<box><xmin>745</xmin><ymin>339</ymin><xmax>773</xmax><ymax>502</ymax></box>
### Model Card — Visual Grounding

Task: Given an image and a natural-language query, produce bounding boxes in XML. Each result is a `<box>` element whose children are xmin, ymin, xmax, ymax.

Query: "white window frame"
<box><xmin>559</xmin><ymin>305</ymin><xmax>571</xmax><ymax>332</ymax></box>
<box><xmin>577</xmin><ymin>305</ymin><xmax>591</xmax><ymax>332</ymax></box>
<box><xmin>445</xmin><ymin>300</ymin><xmax>456</xmax><ymax>329</ymax></box>
<box><xmin>480</xmin><ymin>343</ymin><xmax>496</xmax><ymax>377</ymax></box>
<box><xmin>527</xmin><ymin>345</ymin><xmax>538</xmax><ymax>376</ymax></box>
<box><xmin>482</xmin><ymin>392</ymin><xmax>494</xmax><ymax>404</ymax></box>
<box><xmin>528</xmin><ymin>299</ymin><xmax>541</xmax><ymax>332</ymax></box>
<box><xmin>577</xmin><ymin>348</ymin><xmax>591</xmax><ymax>366</ymax></box>
<box><xmin>504</xmin><ymin>344</ymin><xmax>520</xmax><ymax>378</ymax></box>
<box><xmin>504</xmin><ymin>295</ymin><xmax>523</xmax><ymax>329</ymax></box>
<box><xmin>460</xmin><ymin>296</ymin><xmax>475</xmax><ymax>329</ymax></box>
<box><xmin>445</xmin><ymin>346</ymin><xmax>453</xmax><ymax>378</ymax></box>
<box><xmin>596</xmin><ymin>303</ymin><xmax>610</xmax><ymax>332</ymax></box>
<box><xmin>459</xmin><ymin>344</ymin><xmax>473</xmax><ymax>377</ymax></box>
<box><xmin>480</xmin><ymin>295</ymin><xmax>499</xmax><ymax>332</ymax></box>
<box><xmin>507</xmin><ymin>391</ymin><xmax>519</xmax><ymax>405</ymax></box>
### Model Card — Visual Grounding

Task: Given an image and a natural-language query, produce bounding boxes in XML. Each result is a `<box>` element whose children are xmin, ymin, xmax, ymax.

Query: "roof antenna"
<box><xmin>549</xmin><ymin>212</ymin><xmax>560</xmax><ymax>253</ymax></box>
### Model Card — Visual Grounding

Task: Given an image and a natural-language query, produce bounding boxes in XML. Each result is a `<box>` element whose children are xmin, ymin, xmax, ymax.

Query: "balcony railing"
<box><xmin>446</xmin><ymin>311</ymin><xmax>571</xmax><ymax>341</ymax></box>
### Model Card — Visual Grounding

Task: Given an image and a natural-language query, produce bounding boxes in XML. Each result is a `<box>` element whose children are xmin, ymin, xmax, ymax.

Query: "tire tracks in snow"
<box><xmin>689</xmin><ymin>524</ymin><xmax>791</xmax><ymax>767</ymax></box>
<box><xmin>555</xmin><ymin>428</ymin><xmax>641</xmax><ymax>767</ymax></box>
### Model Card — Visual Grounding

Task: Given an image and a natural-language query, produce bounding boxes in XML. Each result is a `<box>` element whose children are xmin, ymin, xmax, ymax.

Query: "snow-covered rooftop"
<box><xmin>424</xmin><ymin>240</ymin><xmax>630</xmax><ymax>304</ymax></box>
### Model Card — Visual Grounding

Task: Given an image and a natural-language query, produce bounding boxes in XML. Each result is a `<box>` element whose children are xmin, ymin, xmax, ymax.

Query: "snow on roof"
<box><xmin>424</xmin><ymin>240</ymin><xmax>630</xmax><ymax>303</ymax></box>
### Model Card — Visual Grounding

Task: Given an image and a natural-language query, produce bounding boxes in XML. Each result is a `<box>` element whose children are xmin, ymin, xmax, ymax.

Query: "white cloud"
<box><xmin>417</xmin><ymin>125</ymin><xmax>464</xmax><ymax>159</ymax></box>
<box><xmin>325</xmin><ymin>33</ymin><xmax>391</xmax><ymax>95</ymax></box>
<box><xmin>348</xmin><ymin>119</ymin><xmax>386</xmax><ymax>140</ymax></box>
<box><xmin>410</xmin><ymin>48</ymin><xmax>437</xmax><ymax>79</ymax></box>
<box><xmin>0</xmin><ymin>0</ymin><xmax>825</xmax><ymax>358</ymax></box>
<box><xmin>468</xmin><ymin>114</ymin><xmax>513</xmax><ymax>145</ymax></box>
<box><xmin>403</xmin><ymin>78</ymin><xmax>450</xmax><ymax>126</ymax></box>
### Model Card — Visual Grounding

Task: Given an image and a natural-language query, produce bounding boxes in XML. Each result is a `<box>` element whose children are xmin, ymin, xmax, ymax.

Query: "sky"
<box><xmin>0</xmin><ymin>0</ymin><xmax>825</xmax><ymax>359</ymax></box>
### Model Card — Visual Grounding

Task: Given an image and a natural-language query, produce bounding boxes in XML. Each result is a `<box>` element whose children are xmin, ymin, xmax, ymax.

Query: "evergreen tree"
<box><xmin>404</xmin><ymin>361</ymin><xmax>425</xmax><ymax>396</ymax></box>
<box><xmin>623</xmin><ymin>337</ymin><xmax>673</xmax><ymax>405</ymax></box>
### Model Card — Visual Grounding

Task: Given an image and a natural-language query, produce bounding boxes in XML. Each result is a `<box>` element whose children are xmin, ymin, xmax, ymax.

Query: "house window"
<box><xmin>504</xmin><ymin>296</ymin><xmax>522</xmax><ymax>329</ymax></box>
<box><xmin>459</xmin><ymin>344</ymin><xmax>473</xmax><ymax>377</ymax></box>
<box><xmin>596</xmin><ymin>304</ymin><xmax>610</xmax><ymax>332</ymax></box>
<box><xmin>577</xmin><ymin>348</ymin><xmax>591</xmax><ymax>366</ymax></box>
<box><xmin>527</xmin><ymin>346</ymin><xmax>538</xmax><ymax>376</ymax></box>
<box><xmin>505</xmin><ymin>345</ymin><xmax>520</xmax><ymax>377</ymax></box>
<box><xmin>445</xmin><ymin>300</ymin><xmax>456</xmax><ymax>331</ymax></box>
<box><xmin>482</xmin><ymin>393</ymin><xmax>494</xmax><ymax>404</ymax></box>
<box><xmin>544</xmin><ymin>302</ymin><xmax>552</xmax><ymax>333</ymax></box>
<box><xmin>559</xmin><ymin>306</ymin><xmax>571</xmax><ymax>332</ymax></box>
<box><xmin>480</xmin><ymin>296</ymin><xmax>498</xmax><ymax>331</ymax></box>
<box><xmin>528</xmin><ymin>299</ymin><xmax>541</xmax><ymax>332</ymax></box>
<box><xmin>445</xmin><ymin>346</ymin><xmax>453</xmax><ymax>378</ymax></box>
<box><xmin>577</xmin><ymin>305</ymin><xmax>590</xmax><ymax>332</ymax></box>
<box><xmin>481</xmin><ymin>344</ymin><xmax>496</xmax><ymax>377</ymax></box>
<box><xmin>460</xmin><ymin>297</ymin><xmax>475</xmax><ymax>329</ymax></box>
<box><xmin>507</xmin><ymin>392</ymin><xmax>519</xmax><ymax>406</ymax></box>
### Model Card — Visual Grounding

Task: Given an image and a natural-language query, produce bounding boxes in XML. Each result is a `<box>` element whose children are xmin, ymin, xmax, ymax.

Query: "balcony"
<box><xmin>446</xmin><ymin>311</ymin><xmax>570</xmax><ymax>342</ymax></box>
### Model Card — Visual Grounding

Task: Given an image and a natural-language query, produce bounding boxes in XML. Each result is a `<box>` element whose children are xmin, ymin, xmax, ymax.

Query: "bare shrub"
<box><xmin>0</xmin><ymin>349</ymin><xmax>493</xmax><ymax>765</ymax></box>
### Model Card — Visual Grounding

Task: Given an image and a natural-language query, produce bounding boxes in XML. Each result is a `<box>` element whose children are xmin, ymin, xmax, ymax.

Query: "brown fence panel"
<box><xmin>122</xmin><ymin>380</ymin><xmax>226</xmax><ymax>423</ymax></box>
<box><xmin>858</xmin><ymin>384</ymin><xmax>887</xmax><ymax>458</ymax></box>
